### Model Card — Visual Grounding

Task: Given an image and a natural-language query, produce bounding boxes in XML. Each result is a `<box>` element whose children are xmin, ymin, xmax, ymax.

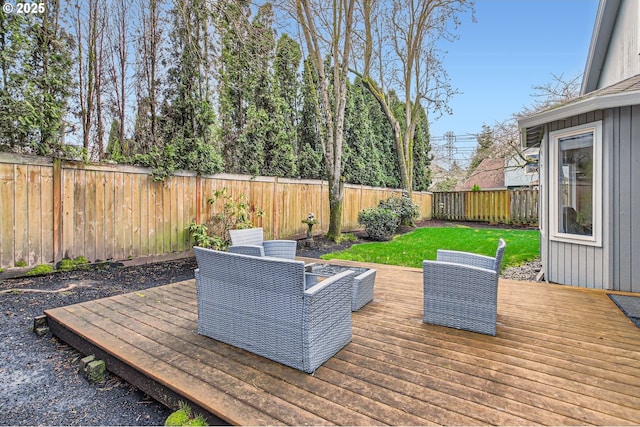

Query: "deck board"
<box><xmin>45</xmin><ymin>259</ymin><xmax>640</xmax><ymax>426</ymax></box>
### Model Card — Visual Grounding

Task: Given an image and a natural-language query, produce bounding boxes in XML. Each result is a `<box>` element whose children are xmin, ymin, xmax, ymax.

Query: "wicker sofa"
<box><xmin>422</xmin><ymin>238</ymin><xmax>506</xmax><ymax>336</ymax></box>
<box><xmin>228</xmin><ymin>227</ymin><xmax>297</xmax><ymax>259</ymax></box>
<box><xmin>193</xmin><ymin>246</ymin><xmax>354</xmax><ymax>373</ymax></box>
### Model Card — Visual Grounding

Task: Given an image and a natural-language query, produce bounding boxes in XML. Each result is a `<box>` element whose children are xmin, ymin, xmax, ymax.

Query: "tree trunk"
<box><xmin>326</xmin><ymin>178</ymin><xmax>344</xmax><ymax>241</ymax></box>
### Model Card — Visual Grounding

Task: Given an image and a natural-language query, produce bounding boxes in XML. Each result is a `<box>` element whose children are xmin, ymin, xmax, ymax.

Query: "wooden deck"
<box><xmin>45</xmin><ymin>258</ymin><xmax>640</xmax><ymax>426</ymax></box>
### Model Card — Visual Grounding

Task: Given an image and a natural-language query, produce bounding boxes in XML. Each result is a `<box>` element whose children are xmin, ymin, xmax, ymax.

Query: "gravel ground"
<box><xmin>1</xmin><ymin>221</ymin><xmax>540</xmax><ymax>426</ymax></box>
<box><xmin>1</xmin><ymin>258</ymin><xmax>197</xmax><ymax>426</ymax></box>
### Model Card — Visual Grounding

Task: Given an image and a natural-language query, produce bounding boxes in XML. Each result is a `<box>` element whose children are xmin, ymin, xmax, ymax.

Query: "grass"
<box><xmin>321</xmin><ymin>226</ymin><xmax>540</xmax><ymax>269</ymax></box>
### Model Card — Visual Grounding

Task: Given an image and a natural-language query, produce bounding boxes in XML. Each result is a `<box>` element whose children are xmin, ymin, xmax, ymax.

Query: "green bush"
<box><xmin>187</xmin><ymin>188</ymin><xmax>263</xmax><ymax>250</ymax></box>
<box><xmin>358</xmin><ymin>208</ymin><xmax>399</xmax><ymax>241</ymax></box>
<box><xmin>58</xmin><ymin>256</ymin><xmax>89</xmax><ymax>271</ymax></box>
<box><xmin>165</xmin><ymin>403</ymin><xmax>207</xmax><ymax>426</ymax></box>
<box><xmin>26</xmin><ymin>264</ymin><xmax>54</xmax><ymax>276</ymax></box>
<box><xmin>378</xmin><ymin>192</ymin><xmax>419</xmax><ymax>226</ymax></box>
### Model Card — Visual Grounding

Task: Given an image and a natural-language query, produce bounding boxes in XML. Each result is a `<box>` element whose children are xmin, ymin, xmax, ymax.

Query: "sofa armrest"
<box><xmin>436</xmin><ymin>249</ymin><xmax>496</xmax><ymax>271</ymax></box>
<box><xmin>228</xmin><ymin>245</ymin><xmax>265</xmax><ymax>257</ymax></box>
<box><xmin>302</xmin><ymin>270</ymin><xmax>354</xmax><ymax>372</ymax></box>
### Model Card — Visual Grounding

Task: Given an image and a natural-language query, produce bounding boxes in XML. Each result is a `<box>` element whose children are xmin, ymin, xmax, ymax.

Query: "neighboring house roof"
<box><xmin>458</xmin><ymin>158</ymin><xmax>505</xmax><ymax>191</ymax></box>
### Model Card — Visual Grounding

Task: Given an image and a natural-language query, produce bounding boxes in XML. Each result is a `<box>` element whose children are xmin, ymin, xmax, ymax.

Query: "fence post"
<box><xmin>272</xmin><ymin>176</ymin><xmax>278</xmax><ymax>239</ymax></box>
<box><xmin>195</xmin><ymin>175</ymin><xmax>201</xmax><ymax>225</ymax></box>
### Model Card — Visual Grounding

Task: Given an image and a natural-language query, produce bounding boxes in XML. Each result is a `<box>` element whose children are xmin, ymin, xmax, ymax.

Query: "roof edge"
<box><xmin>582</xmin><ymin>0</ymin><xmax>621</xmax><ymax>95</ymax></box>
<box><xmin>518</xmin><ymin>90</ymin><xmax>640</xmax><ymax>129</ymax></box>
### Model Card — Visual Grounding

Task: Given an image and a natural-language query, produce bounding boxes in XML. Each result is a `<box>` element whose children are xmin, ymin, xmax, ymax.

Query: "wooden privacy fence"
<box><xmin>432</xmin><ymin>189</ymin><xmax>539</xmax><ymax>225</ymax></box>
<box><xmin>0</xmin><ymin>153</ymin><xmax>432</xmax><ymax>268</ymax></box>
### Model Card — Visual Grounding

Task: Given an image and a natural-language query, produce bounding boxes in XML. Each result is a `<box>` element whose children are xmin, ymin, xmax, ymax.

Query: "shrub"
<box><xmin>58</xmin><ymin>256</ymin><xmax>89</xmax><ymax>271</ymax></box>
<box><xmin>26</xmin><ymin>264</ymin><xmax>54</xmax><ymax>276</ymax></box>
<box><xmin>378</xmin><ymin>192</ymin><xmax>419</xmax><ymax>227</ymax></box>
<box><xmin>187</xmin><ymin>188</ymin><xmax>263</xmax><ymax>250</ymax></box>
<box><xmin>358</xmin><ymin>208</ymin><xmax>399</xmax><ymax>241</ymax></box>
<box><xmin>165</xmin><ymin>403</ymin><xmax>207</xmax><ymax>426</ymax></box>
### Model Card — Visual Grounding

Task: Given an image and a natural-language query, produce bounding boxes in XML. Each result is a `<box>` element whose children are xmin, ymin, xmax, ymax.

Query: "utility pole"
<box><xmin>444</xmin><ymin>131</ymin><xmax>455</xmax><ymax>170</ymax></box>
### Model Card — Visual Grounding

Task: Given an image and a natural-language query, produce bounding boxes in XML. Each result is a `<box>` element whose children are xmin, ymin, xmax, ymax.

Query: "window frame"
<box><xmin>549</xmin><ymin>121</ymin><xmax>603</xmax><ymax>247</ymax></box>
<box><xmin>525</xmin><ymin>153</ymin><xmax>539</xmax><ymax>175</ymax></box>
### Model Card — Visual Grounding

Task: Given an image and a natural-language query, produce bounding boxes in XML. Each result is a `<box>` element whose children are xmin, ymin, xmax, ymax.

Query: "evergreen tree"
<box><xmin>274</xmin><ymin>34</ymin><xmax>301</xmax><ymax>128</ymax></box>
<box><xmin>297</xmin><ymin>58</ymin><xmax>324</xmax><ymax>179</ymax></box>
<box><xmin>343</xmin><ymin>79</ymin><xmax>379</xmax><ymax>186</ymax></box>
<box><xmin>363</xmin><ymin>83</ymin><xmax>400</xmax><ymax>188</ymax></box>
<box><xmin>217</xmin><ymin>0</ymin><xmax>252</xmax><ymax>173</ymax></box>
<box><xmin>411</xmin><ymin>105</ymin><xmax>432</xmax><ymax>191</ymax></box>
<box><xmin>468</xmin><ymin>124</ymin><xmax>494</xmax><ymax>174</ymax></box>
<box><xmin>159</xmin><ymin>0</ymin><xmax>222</xmax><ymax>178</ymax></box>
<box><xmin>0</xmin><ymin>3</ymin><xmax>73</xmax><ymax>155</ymax></box>
<box><xmin>245</xmin><ymin>3</ymin><xmax>296</xmax><ymax>177</ymax></box>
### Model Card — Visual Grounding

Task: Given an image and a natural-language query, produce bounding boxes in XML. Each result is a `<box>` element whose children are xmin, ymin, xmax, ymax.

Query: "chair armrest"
<box><xmin>228</xmin><ymin>245</ymin><xmax>265</xmax><ymax>257</ymax></box>
<box><xmin>436</xmin><ymin>250</ymin><xmax>496</xmax><ymax>271</ymax></box>
<box><xmin>263</xmin><ymin>240</ymin><xmax>297</xmax><ymax>259</ymax></box>
<box><xmin>304</xmin><ymin>269</ymin><xmax>353</xmax><ymax>297</ymax></box>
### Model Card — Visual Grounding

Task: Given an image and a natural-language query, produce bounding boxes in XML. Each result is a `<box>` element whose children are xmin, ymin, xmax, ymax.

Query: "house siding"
<box><xmin>541</xmin><ymin>111</ymin><xmax>609</xmax><ymax>290</ymax></box>
<box><xmin>611</xmin><ymin>106</ymin><xmax>640</xmax><ymax>292</ymax></box>
<box><xmin>540</xmin><ymin>107</ymin><xmax>640</xmax><ymax>292</ymax></box>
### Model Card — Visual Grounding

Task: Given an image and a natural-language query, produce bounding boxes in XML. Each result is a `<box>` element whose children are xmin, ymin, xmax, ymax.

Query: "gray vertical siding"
<box><xmin>547</xmin><ymin>242</ymin><xmax>605</xmax><ymax>289</ymax></box>
<box><xmin>611</xmin><ymin>106</ymin><xmax>640</xmax><ymax>292</ymax></box>
<box><xmin>541</xmin><ymin>107</ymin><xmax>639</xmax><ymax>292</ymax></box>
<box><xmin>542</xmin><ymin>111</ymin><xmax>609</xmax><ymax>290</ymax></box>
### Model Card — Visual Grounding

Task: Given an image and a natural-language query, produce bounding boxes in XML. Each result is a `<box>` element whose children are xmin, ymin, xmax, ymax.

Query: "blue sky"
<box><xmin>429</xmin><ymin>0</ymin><xmax>600</xmax><ymax>162</ymax></box>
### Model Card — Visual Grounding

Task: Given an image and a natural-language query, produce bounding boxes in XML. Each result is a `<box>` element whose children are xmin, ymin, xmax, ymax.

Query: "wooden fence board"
<box><xmin>40</xmin><ymin>166</ymin><xmax>54</xmax><ymax>264</ymax></box>
<box><xmin>26</xmin><ymin>166</ymin><xmax>42</xmax><ymax>265</ymax></box>
<box><xmin>104</xmin><ymin>171</ymin><xmax>116</xmax><ymax>261</ymax></box>
<box><xmin>85</xmin><ymin>170</ymin><xmax>98</xmax><ymax>263</ymax></box>
<box><xmin>0</xmin><ymin>164</ymin><xmax>14</xmax><ymax>267</ymax></box>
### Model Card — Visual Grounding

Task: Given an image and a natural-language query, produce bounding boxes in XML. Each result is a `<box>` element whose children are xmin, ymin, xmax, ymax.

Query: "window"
<box><xmin>525</xmin><ymin>154</ymin><xmax>539</xmax><ymax>174</ymax></box>
<box><xmin>550</xmin><ymin>122</ymin><xmax>602</xmax><ymax>246</ymax></box>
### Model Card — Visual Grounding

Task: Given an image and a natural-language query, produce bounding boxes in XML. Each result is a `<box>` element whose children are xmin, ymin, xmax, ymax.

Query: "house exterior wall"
<box><xmin>610</xmin><ymin>106</ymin><xmax>640</xmax><ymax>292</ymax></box>
<box><xmin>539</xmin><ymin>107</ymin><xmax>640</xmax><ymax>292</ymax></box>
<box><xmin>504</xmin><ymin>147</ymin><xmax>539</xmax><ymax>189</ymax></box>
<box><xmin>540</xmin><ymin>111</ymin><xmax>611</xmax><ymax>290</ymax></box>
<box><xmin>599</xmin><ymin>0</ymin><xmax>640</xmax><ymax>88</ymax></box>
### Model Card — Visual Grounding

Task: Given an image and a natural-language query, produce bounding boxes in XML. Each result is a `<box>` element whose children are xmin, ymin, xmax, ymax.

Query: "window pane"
<box><xmin>558</xmin><ymin>132</ymin><xmax>593</xmax><ymax>236</ymax></box>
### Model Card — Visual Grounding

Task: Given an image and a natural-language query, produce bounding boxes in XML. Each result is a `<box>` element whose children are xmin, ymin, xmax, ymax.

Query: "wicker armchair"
<box><xmin>228</xmin><ymin>227</ymin><xmax>297</xmax><ymax>259</ymax></box>
<box><xmin>422</xmin><ymin>238</ymin><xmax>506</xmax><ymax>336</ymax></box>
<box><xmin>193</xmin><ymin>246</ymin><xmax>354</xmax><ymax>373</ymax></box>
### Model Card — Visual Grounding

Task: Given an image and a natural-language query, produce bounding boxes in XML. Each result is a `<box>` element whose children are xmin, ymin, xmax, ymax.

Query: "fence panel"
<box><xmin>511</xmin><ymin>189</ymin><xmax>539</xmax><ymax>225</ymax></box>
<box><xmin>0</xmin><ymin>153</ymin><xmax>435</xmax><ymax>268</ymax></box>
<box><xmin>433</xmin><ymin>192</ymin><xmax>466</xmax><ymax>220</ymax></box>
<box><xmin>433</xmin><ymin>189</ymin><xmax>538</xmax><ymax>225</ymax></box>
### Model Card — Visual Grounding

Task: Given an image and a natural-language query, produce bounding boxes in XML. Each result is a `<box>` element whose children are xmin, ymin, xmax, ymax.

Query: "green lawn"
<box><xmin>322</xmin><ymin>226</ymin><xmax>540</xmax><ymax>269</ymax></box>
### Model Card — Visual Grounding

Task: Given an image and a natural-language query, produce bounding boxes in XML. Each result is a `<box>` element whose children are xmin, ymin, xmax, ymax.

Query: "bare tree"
<box><xmin>459</xmin><ymin>72</ymin><xmax>582</xmax><ymax>188</ymax></box>
<box><xmin>358</xmin><ymin>0</ymin><xmax>473</xmax><ymax>194</ymax></box>
<box><xmin>105</xmin><ymin>0</ymin><xmax>131</xmax><ymax>156</ymax></box>
<box><xmin>134</xmin><ymin>0</ymin><xmax>165</xmax><ymax>153</ymax></box>
<box><xmin>491</xmin><ymin>72</ymin><xmax>582</xmax><ymax>168</ymax></box>
<box><xmin>291</xmin><ymin>0</ymin><xmax>357</xmax><ymax>241</ymax></box>
<box><xmin>72</xmin><ymin>0</ymin><xmax>107</xmax><ymax>159</ymax></box>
